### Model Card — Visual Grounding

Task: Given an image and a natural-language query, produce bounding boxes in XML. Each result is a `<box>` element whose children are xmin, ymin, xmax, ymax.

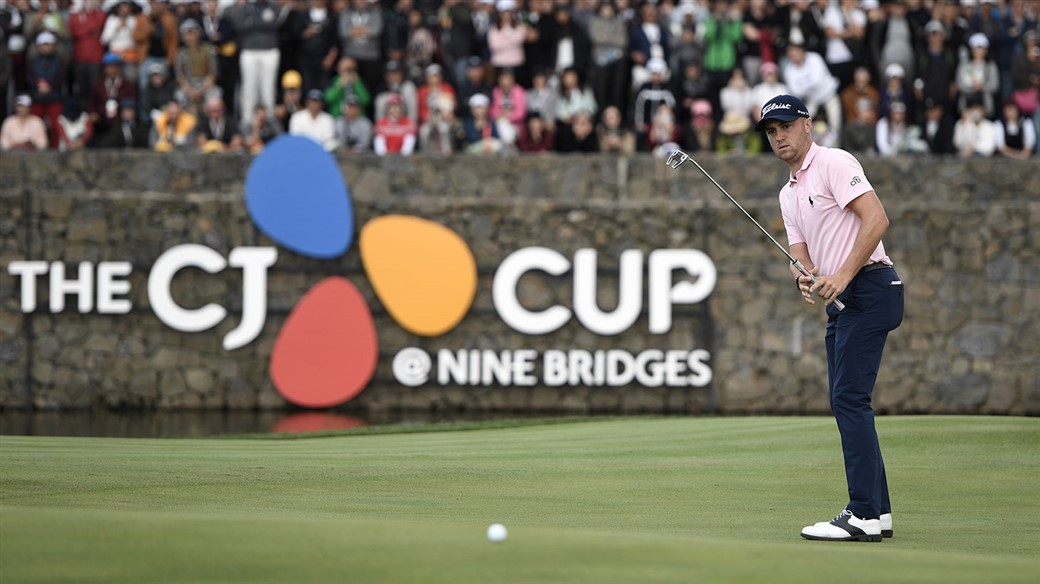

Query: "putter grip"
<box><xmin>793</xmin><ymin>261</ymin><xmax>846</xmax><ymax>311</ymax></box>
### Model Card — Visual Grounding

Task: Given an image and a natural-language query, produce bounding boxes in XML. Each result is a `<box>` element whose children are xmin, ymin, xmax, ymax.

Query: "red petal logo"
<box><xmin>270</xmin><ymin>277</ymin><xmax>378</xmax><ymax>408</ymax></box>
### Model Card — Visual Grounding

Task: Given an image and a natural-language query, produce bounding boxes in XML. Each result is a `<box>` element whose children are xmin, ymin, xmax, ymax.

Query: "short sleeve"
<box><xmin>822</xmin><ymin>148</ymin><xmax>874</xmax><ymax>210</ymax></box>
<box><xmin>779</xmin><ymin>189</ymin><xmax>805</xmax><ymax>247</ymax></box>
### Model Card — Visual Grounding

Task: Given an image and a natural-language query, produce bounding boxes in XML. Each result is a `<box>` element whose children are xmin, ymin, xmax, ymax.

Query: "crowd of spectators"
<box><xmin>1</xmin><ymin>0</ymin><xmax>1037</xmax><ymax>158</ymax></box>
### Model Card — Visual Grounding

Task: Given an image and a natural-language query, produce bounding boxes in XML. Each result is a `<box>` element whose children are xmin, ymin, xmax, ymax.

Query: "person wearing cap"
<box><xmin>142</xmin><ymin>61</ymin><xmax>176</xmax><ymax>122</ymax></box>
<box><xmin>458</xmin><ymin>56</ymin><xmax>494</xmax><ymax>119</ymax></box>
<box><xmin>873</xmin><ymin>0</ymin><xmax>916</xmax><ymax>95</ymax></box>
<box><xmin>680</xmin><ymin>98</ymin><xmax>716</xmax><ymax>153</ymax></box>
<box><xmin>174</xmin><ymin>19</ymin><xmax>219</xmax><ymax>116</ymax></box>
<box><xmin>757</xmin><ymin>93</ymin><xmax>902</xmax><ymax>543</ymax></box>
<box><xmin>751</xmin><ymin>62</ymin><xmax>788</xmax><ymax>125</ymax></box>
<box><xmin>628</xmin><ymin>1</ymin><xmax>669</xmax><ymax>91</ymax></box>
<box><xmin>69</xmin><ymin>0</ymin><xmax>107</xmax><ymax>106</ymax></box>
<box><xmin>840</xmin><ymin>67</ymin><xmax>879</xmax><ymax>125</ymax></box>
<box><xmin>88</xmin><ymin>52</ymin><xmax>138</xmax><ymax>134</ymax></box>
<box><xmin>373</xmin><ymin>93</ymin><xmax>417</xmax><ymax>156</ymax></box>
<box><xmin>878</xmin><ymin>63</ymin><xmax>912</xmax><ymax>120</ymax></box>
<box><xmin>417</xmin><ymin>63</ymin><xmax>457</xmax><ymax>126</ymax></box>
<box><xmin>324</xmin><ymin>57</ymin><xmax>371</xmax><ymax>119</ymax></box>
<box><xmin>486</xmin><ymin>0</ymin><xmax>527</xmax><ymax>75</ymax></box>
<box><xmin>875</xmin><ymin>100</ymin><xmax>926</xmax><ymax>156</ymax></box>
<box><xmin>101</xmin><ymin>0</ymin><xmax>141</xmax><ymax>80</ymax></box>
<box><xmin>956</xmin><ymin>32</ymin><xmax>999</xmax><ymax>117</ymax></box>
<box><xmin>27</xmin><ymin>31</ymin><xmax>67</xmax><ymax>148</ymax></box>
<box><xmin>338</xmin><ymin>0</ymin><xmax>384</xmax><ymax>97</ymax></box>
<box><xmin>914</xmin><ymin>21</ymin><xmax>957</xmax><ymax>115</ymax></box>
<box><xmin>1</xmin><ymin>95</ymin><xmax>49</xmax><ymax>151</ymax></box>
<box><xmin>953</xmin><ymin>96</ymin><xmax>997</xmax><ymax>157</ymax></box>
<box><xmin>633</xmin><ymin>57</ymin><xmax>676</xmax><ymax>151</ymax></box>
<box><xmin>462</xmin><ymin>92</ymin><xmax>504</xmax><ymax>155</ymax></box>
<box><xmin>373</xmin><ymin>60</ymin><xmax>418</xmax><ymax>123</ymax></box>
<box><xmin>275</xmin><ymin>69</ymin><xmax>304</xmax><ymax>129</ymax></box>
<box><xmin>289</xmin><ymin>88</ymin><xmax>339</xmax><ymax>151</ymax></box>
<box><xmin>336</xmin><ymin>94</ymin><xmax>373</xmax><ymax>153</ymax></box>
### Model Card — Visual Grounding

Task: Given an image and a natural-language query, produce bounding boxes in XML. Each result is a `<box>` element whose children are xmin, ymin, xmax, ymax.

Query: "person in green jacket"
<box><xmin>702</xmin><ymin>2</ymin><xmax>745</xmax><ymax>115</ymax></box>
<box><xmin>324</xmin><ymin>56</ymin><xmax>371</xmax><ymax>118</ymax></box>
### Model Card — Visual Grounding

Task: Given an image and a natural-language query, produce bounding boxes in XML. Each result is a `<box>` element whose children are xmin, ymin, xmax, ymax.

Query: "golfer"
<box><xmin>757</xmin><ymin>95</ymin><xmax>904</xmax><ymax>542</ymax></box>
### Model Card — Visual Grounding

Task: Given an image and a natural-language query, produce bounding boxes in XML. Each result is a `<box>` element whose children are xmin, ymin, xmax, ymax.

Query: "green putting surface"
<box><xmin>2</xmin><ymin>416</ymin><xmax>1037</xmax><ymax>583</ymax></box>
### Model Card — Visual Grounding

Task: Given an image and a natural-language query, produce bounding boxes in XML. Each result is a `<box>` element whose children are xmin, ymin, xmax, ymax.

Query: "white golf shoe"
<box><xmin>800</xmin><ymin>509</ymin><xmax>882</xmax><ymax>542</ymax></box>
<box><xmin>881</xmin><ymin>512</ymin><xmax>893</xmax><ymax>538</ymax></box>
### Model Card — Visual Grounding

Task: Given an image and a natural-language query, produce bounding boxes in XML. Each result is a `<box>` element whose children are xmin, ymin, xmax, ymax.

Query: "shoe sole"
<box><xmin>882</xmin><ymin>530</ymin><xmax>893</xmax><ymax>538</ymax></box>
<box><xmin>801</xmin><ymin>533</ymin><xmax>883</xmax><ymax>542</ymax></box>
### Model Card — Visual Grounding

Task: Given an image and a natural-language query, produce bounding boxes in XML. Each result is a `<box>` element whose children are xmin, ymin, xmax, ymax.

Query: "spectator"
<box><xmin>524</xmin><ymin>65</ymin><xmax>555</xmax><ymax>128</ymax></box>
<box><xmin>95</xmin><ymin>97</ymin><xmax>149</xmax><ymax>148</ymax></box>
<box><xmin>202</xmin><ymin>0</ymin><xmax>238</xmax><ymax>121</ymax></box>
<box><xmin>101</xmin><ymin>0</ymin><xmax>140</xmax><ymax>82</ymax></box>
<box><xmin>462</xmin><ymin>92</ymin><xmax>504</xmax><ymax>155</ymax></box>
<box><xmin>587</xmin><ymin>0</ymin><xmax>628</xmax><ymax>111</ymax></box>
<box><xmin>88</xmin><ymin>51</ymin><xmax>136</xmax><ymax>136</ymax></box>
<box><xmin>403</xmin><ymin>5</ymin><xmax>438</xmax><ymax>84</ymax></box>
<box><xmin>373</xmin><ymin>93</ymin><xmax>417</xmax><ymax>155</ymax></box>
<box><xmin>840</xmin><ymin>66</ymin><xmax>880</xmax><ymax>125</ymax></box>
<box><xmin>150</xmin><ymin>97</ymin><xmax>197</xmax><ymax>151</ymax></box>
<box><xmin>876</xmin><ymin>101</ymin><xmax>926</xmax><ymax>156</ymax></box>
<box><xmin>956</xmin><ymin>33</ymin><xmax>1000</xmax><ymax>118</ymax></box>
<box><xmin>921</xmin><ymin>97</ymin><xmax>956</xmax><ymax>155</ymax></box>
<box><xmin>681</xmin><ymin>98</ymin><xmax>716</xmax><ymax>152</ymax></box>
<box><xmin>935</xmin><ymin>0</ymin><xmax>970</xmax><ymax>59</ymax></box>
<box><xmin>550</xmin><ymin>4</ymin><xmax>591</xmax><ymax>77</ymax></box>
<box><xmin>225</xmin><ymin>0</ymin><xmax>283</xmax><ymax>127</ymax></box>
<box><xmin>821</xmin><ymin>0</ymin><xmax>866</xmax><ymax>90</ymax></box>
<box><xmin>23</xmin><ymin>0</ymin><xmax>69</xmax><ymax>63</ymax></box>
<box><xmin>915</xmin><ymin>21</ymin><xmax>958</xmax><ymax>119</ymax></box>
<box><xmin>741</xmin><ymin>0</ymin><xmax>775</xmax><ymax>85</ymax></box>
<box><xmin>673</xmin><ymin>59</ymin><xmax>710</xmax><ymax>125</ymax></box>
<box><xmin>841</xmin><ymin>97</ymin><xmax>877</xmax><ymax>155</ymax></box>
<box><xmin>289</xmin><ymin>88</ymin><xmax>338</xmax><ymax>151</ymax></box>
<box><xmin>419</xmin><ymin>98</ymin><xmax>465</xmax><ymax>156</ymax></box>
<box><xmin>553</xmin><ymin>67</ymin><xmax>595</xmax><ymax>131</ymax></box>
<box><xmin>174</xmin><ymin>19</ymin><xmax>219</xmax><ymax>115</ymax></box>
<box><xmin>418</xmin><ymin>63</ymin><xmax>457</xmax><ymax>127</ymax></box>
<box><xmin>486</xmin><ymin>0</ymin><xmax>526</xmax><ymax>74</ymax></box>
<box><xmin>994</xmin><ymin>101</ymin><xmax>1036</xmax><ymax>159</ymax></box>
<box><xmin>629</xmin><ymin>0</ymin><xmax>669</xmax><ymax>90</ymax></box>
<box><xmin>783</xmin><ymin>40</ymin><xmax>842</xmax><ymax>138</ymax></box>
<box><xmin>68</xmin><ymin>0</ymin><xmax>106</xmax><ymax>105</ymax></box>
<box><xmin>437</xmin><ymin>0</ymin><xmax>478</xmax><ymax>88</ymax></box>
<box><xmin>458</xmin><ymin>56</ymin><xmax>493</xmax><ymax>118</ymax></box>
<box><xmin>0</xmin><ymin>94</ymin><xmax>48</xmax><ymax>150</ymax></box>
<box><xmin>142</xmin><ymin>62</ymin><xmax>175</xmax><ymax>122</ymax></box>
<box><xmin>701</xmin><ymin>0</ymin><xmax>744</xmax><ymax>103</ymax></box>
<box><xmin>1008</xmin><ymin>30</ymin><xmax>1039</xmax><ymax>141</ymax></box>
<box><xmin>873</xmin><ymin>0</ymin><xmax>916</xmax><ymax>88</ymax></box>
<box><xmin>242</xmin><ymin>103</ymin><xmax>282</xmax><ymax>154</ymax></box>
<box><xmin>293</xmin><ymin>0</ymin><xmax>339</xmax><ymax>94</ymax></box>
<box><xmin>633</xmin><ymin>57</ymin><xmax>676</xmax><ymax>150</ymax></box>
<box><xmin>373</xmin><ymin>60</ymin><xmax>418</xmax><ymax>123</ymax></box>
<box><xmin>382</xmin><ymin>0</ymin><xmax>412</xmax><ymax>64</ymax></box>
<box><xmin>518</xmin><ymin>110</ymin><xmax>554</xmax><ymax>153</ymax></box>
<box><xmin>524</xmin><ymin>0</ymin><xmax>555</xmax><ymax>83</ymax></box>
<box><xmin>774</xmin><ymin>0</ymin><xmax>825</xmax><ymax>56</ymax></box>
<box><xmin>717</xmin><ymin>68</ymin><xmax>758</xmax><ymax>155</ymax></box>
<box><xmin>645</xmin><ymin>102</ymin><xmax>679</xmax><ymax>155</ymax></box>
<box><xmin>953</xmin><ymin>97</ymin><xmax>997</xmax><ymax>157</ymax></box>
<box><xmin>336</xmin><ymin>93</ymin><xmax>372</xmax><ymax>153</ymax></box>
<box><xmin>133</xmin><ymin>0</ymin><xmax>178</xmax><ymax>95</ymax></box>
<box><xmin>878</xmin><ymin>63</ymin><xmax>912</xmax><ymax>120</ymax></box>
<box><xmin>325</xmin><ymin>56</ymin><xmax>371</xmax><ymax>118</ymax></box>
<box><xmin>339</xmin><ymin>0</ymin><xmax>384</xmax><ymax>94</ymax></box>
<box><xmin>27</xmin><ymin>31</ymin><xmax>66</xmax><ymax>147</ymax></box>
<box><xmin>555</xmin><ymin>110</ymin><xmax>598</xmax><ymax>153</ymax></box>
<box><xmin>55</xmin><ymin>97</ymin><xmax>93</xmax><ymax>151</ymax></box>
<box><xmin>997</xmin><ymin>0</ymin><xmax>1037</xmax><ymax>102</ymax></box>
<box><xmin>750</xmin><ymin>62</ymin><xmax>788</xmax><ymax>126</ymax></box>
<box><xmin>275</xmin><ymin>69</ymin><xmax>304</xmax><ymax>130</ymax></box>
<box><xmin>596</xmin><ymin>105</ymin><xmax>635</xmax><ymax>154</ymax></box>
<box><xmin>196</xmin><ymin>94</ymin><xmax>242</xmax><ymax>153</ymax></box>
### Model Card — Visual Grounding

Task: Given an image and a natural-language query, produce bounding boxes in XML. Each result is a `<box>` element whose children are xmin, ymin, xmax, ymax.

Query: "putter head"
<box><xmin>666</xmin><ymin>149</ymin><xmax>689</xmax><ymax>169</ymax></box>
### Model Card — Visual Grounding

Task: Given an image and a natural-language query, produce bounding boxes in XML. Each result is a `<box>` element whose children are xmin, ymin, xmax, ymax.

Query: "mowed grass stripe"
<box><xmin>2</xmin><ymin>416</ymin><xmax>1037</xmax><ymax>583</ymax></box>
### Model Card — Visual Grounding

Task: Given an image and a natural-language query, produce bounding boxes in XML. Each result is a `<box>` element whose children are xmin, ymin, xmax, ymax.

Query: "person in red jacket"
<box><xmin>373</xmin><ymin>94</ymin><xmax>416</xmax><ymax>155</ymax></box>
<box><xmin>416</xmin><ymin>64</ymin><xmax>456</xmax><ymax>127</ymax></box>
<box><xmin>69</xmin><ymin>0</ymin><xmax>107</xmax><ymax>105</ymax></box>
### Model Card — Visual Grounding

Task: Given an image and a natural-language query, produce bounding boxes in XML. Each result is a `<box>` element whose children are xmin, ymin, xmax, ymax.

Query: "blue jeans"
<box><xmin>825</xmin><ymin>265</ymin><xmax>904</xmax><ymax>519</ymax></box>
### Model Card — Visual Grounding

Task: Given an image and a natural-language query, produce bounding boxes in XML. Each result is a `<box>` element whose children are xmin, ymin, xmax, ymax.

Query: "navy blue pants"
<box><xmin>825</xmin><ymin>265</ymin><xmax>904</xmax><ymax>520</ymax></box>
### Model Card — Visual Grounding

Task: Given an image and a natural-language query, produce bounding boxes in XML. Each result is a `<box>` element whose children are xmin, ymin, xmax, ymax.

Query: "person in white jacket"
<box><xmin>953</xmin><ymin>98</ymin><xmax>997</xmax><ymax>158</ymax></box>
<box><xmin>783</xmin><ymin>41</ymin><xmax>842</xmax><ymax>138</ymax></box>
<box><xmin>289</xmin><ymin>89</ymin><xmax>339</xmax><ymax>151</ymax></box>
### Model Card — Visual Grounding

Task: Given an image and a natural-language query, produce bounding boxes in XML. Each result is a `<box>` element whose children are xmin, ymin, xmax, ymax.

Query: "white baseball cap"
<box><xmin>647</xmin><ymin>58</ymin><xmax>668</xmax><ymax>75</ymax></box>
<box><xmin>884</xmin><ymin>63</ymin><xmax>905</xmax><ymax>79</ymax></box>
<box><xmin>468</xmin><ymin>93</ymin><xmax>490</xmax><ymax>108</ymax></box>
<box><xmin>36</xmin><ymin>31</ymin><xmax>57</xmax><ymax>45</ymax></box>
<box><xmin>495</xmin><ymin>0</ymin><xmax>516</xmax><ymax>11</ymax></box>
<box><xmin>968</xmin><ymin>33</ymin><xmax>990</xmax><ymax>49</ymax></box>
<box><xmin>15</xmin><ymin>94</ymin><xmax>31</xmax><ymax>107</ymax></box>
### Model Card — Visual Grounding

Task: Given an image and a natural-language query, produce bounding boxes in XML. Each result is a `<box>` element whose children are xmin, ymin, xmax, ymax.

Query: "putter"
<box><xmin>666</xmin><ymin>149</ymin><xmax>845</xmax><ymax>311</ymax></box>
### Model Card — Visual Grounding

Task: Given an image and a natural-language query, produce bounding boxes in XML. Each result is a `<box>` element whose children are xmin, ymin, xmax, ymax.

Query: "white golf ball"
<box><xmin>486</xmin><ymin>523</ymin><xmax>508</xmax><ymax>543</ymax></box>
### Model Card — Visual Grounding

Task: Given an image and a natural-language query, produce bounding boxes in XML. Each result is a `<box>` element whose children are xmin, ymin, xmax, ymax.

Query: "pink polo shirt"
<box><xmin>779</xmin><ymin>142</ymin><xmax>891</xmax><ymax>276</ymax></box>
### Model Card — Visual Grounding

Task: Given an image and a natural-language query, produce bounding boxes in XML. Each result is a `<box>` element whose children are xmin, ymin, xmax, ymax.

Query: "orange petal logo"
<box><xmin>360</xmin><ymin>215</ymin><xmax>477</xmax><ymax>337</ymax></box>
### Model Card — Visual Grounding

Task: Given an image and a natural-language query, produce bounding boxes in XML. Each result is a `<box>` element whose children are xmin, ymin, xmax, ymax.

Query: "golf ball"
<box><xmin>486</xmin><ymin>523</ymin><xmax>508</xmax><ymax>543</ymax></box>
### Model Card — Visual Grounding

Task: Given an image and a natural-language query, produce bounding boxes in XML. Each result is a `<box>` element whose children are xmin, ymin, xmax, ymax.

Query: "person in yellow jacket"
<box><xmin>150</xmin><ymin>99</ymin><xmax>197</xmax><ymax>152</ymax></box>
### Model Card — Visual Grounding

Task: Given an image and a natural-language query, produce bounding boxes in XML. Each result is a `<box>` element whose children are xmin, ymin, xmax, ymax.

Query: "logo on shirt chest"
<box><xmin>808</xmin><ymin>193</ymin><xmax>814</xmax><ymax>207</ymax></box>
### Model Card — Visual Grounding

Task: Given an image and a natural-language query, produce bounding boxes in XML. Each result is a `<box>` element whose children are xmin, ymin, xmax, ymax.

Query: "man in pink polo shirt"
<box><xmin>757</xmin><ymin>94</ymin><xmax>904</xmax><ymax>543</ymax></box>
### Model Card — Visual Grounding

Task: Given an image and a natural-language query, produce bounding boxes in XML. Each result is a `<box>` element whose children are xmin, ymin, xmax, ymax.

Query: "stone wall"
<box><xmin>1</xmin><ymin>151</ymin><xmax>1037</xmax><ymax>416</ymax></box>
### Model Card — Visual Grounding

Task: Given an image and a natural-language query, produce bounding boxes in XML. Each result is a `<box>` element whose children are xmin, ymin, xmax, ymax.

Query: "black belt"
<box><xmin>859</xmin><ymin>262</ymin><xmax>891</xmax><ymax>274</ymax></box>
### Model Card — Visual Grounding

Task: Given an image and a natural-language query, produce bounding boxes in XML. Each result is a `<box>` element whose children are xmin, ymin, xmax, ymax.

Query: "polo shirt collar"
<box><xmin>789</xmin><ymin>141</ymin><xmax>821</xmax><ymax>185</ymax></box>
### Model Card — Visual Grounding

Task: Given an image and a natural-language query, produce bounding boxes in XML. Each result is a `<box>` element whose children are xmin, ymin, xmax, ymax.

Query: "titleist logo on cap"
<box><xmin>761</xmin><ymin>102</ymin><xmax>791</xmax><ymax>115</ymax></box>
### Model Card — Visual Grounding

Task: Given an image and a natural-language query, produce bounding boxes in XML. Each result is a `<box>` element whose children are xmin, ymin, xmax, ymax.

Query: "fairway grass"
<box><xmin>2</xmin><ymin>416</ymin><xmax>1037</xmax><ymax>583</ymax></box>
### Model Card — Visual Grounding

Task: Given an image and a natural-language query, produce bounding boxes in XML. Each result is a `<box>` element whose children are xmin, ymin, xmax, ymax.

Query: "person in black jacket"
<box><xmin>920</xmin><ymin>97</ymin><xmax>955</xmax><ymax>155</ymax></box>
<box><xmin>773</xmin><ymin>0</ymin><xmax>826</xmax><ymax>56</ymax></box>
<box><xmin>95</xmin><ymin>98</ymin><xmax>150</xmax><ymax>148</ymax></box>
<box><xmin>292</xmin><ymin>0</ymin><xmax>339</xmax><ymax>94</ymax></box>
